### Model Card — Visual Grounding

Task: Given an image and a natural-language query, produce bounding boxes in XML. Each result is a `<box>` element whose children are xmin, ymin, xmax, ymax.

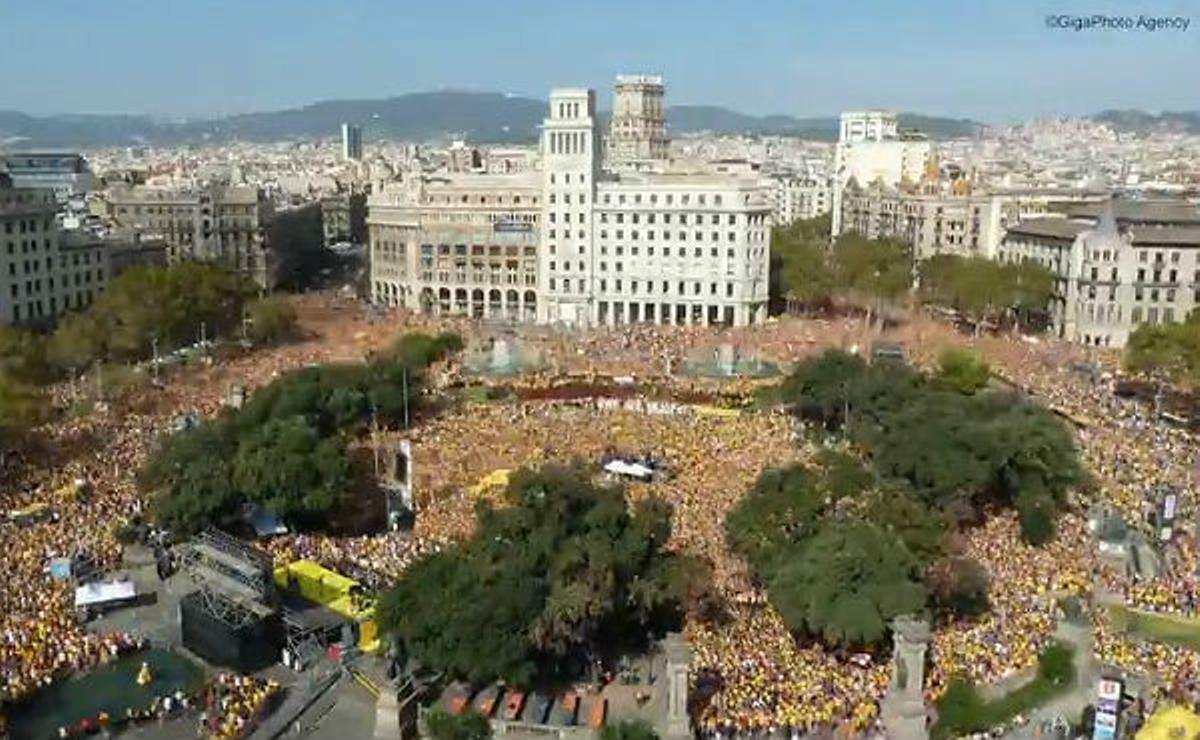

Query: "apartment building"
<box><xmin>0</xmin><ymin>175</ymin><xmax>62</xmax><ymax>325</ymax></box>
<box><xmin>367</xmin><ymin>78</ymin><xmax>771</xmax><ymax>328</ymax></box>
<box><xmin>831</xmin><ymin>111</ymin><xmax>931</xmax><ymax>236</ymax></box>
<box><xmin>998</xmin><ymin>199</ymin><xmax>1200</xmax><ymax>347</ymax></box>
<box><xmin>105</xmin><ymin>185</ymin><xmax>278</xmax><ymax>288</ymax></box>
<box><xmin>772</xmin><ymin>176</ymin><xmax>833</xmax><ymax>225</ymax></box>
<box><xmin>367</xmin><ymin>172</ymin><xmax>541</xmax><ymax>319</ymax></box>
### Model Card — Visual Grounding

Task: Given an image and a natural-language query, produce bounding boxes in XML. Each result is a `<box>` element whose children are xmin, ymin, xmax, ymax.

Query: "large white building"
<box><xmin>831</xmin><ymin>111</ymin><xmax>931</xmax><ymax>236</ymax></box>
<box><xmin>368</xmin><ymin>78</ymin><xmax>771</xmax><ymax>328</ymax></box>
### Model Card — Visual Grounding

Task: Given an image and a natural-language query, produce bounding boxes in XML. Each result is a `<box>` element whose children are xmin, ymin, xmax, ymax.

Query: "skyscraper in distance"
<box><xmin>341</xmin><ymin>123</ymin><xmax>363</xmax><ymax>161</ymax></box>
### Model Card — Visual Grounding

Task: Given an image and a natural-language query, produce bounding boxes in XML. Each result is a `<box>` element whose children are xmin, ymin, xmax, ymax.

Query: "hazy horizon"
<box><xmin>1</xmin><ymin>0</ymin><xmax>1196</xmax><ymax>123</ymax></box>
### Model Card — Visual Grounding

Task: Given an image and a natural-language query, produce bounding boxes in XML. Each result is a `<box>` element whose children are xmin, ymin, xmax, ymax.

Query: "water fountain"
<box><xmin>681</xmin><ymin>343</ymin><xmax>779</xmax><ymax>379</ymax></box>
<box><xmin>464</xmin><ymin>336</ymin><xmax>545</xmax><ymax>377</ymax></box>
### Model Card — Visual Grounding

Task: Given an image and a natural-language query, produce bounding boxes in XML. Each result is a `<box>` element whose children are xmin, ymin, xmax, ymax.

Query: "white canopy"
<box><xmin>75</xmin><ymin>579</ymin><xmax>136</xmax><ymax>608</ymax></box>
<box><xmin>604</xmin><ymin>459</ymin><xmax>654</xmax><ymax>481</ymax></box>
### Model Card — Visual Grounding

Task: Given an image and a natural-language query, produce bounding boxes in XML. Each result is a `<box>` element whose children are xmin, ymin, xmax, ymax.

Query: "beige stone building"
<box><xmin>368</xmin><ymin>172</ymin><xmax>541</xmax><ymax>319</ymax></box>
<box><xmin>367</xmin><ymin>77</ymin><xmax>771</xmax><ymax>328</ymax></box>
<box><xmin>1</xmin><ymin>175</ymin><xmax>62</xmax><ymax>325</ymax></box>
<box><xmin>999</xmin><ymin>199</ymin><xmax>1200</xmax><ymax>348</ymax></box>
<box><xmin>105</xmin><ymin>184</ymin><xmax>277</xmax><ymax>288</ymax></box>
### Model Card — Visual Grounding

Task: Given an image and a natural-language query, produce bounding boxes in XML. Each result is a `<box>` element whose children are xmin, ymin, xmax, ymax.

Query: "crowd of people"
<box><xmin>2</xmin><ymin>294</ymin><xmax>1199</xmax><ymax>736</ymax></box>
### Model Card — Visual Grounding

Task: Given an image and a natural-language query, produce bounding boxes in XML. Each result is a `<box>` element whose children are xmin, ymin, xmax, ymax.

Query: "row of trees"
<box><xmin>0</xmin><ymin>263</ymin><xmax>300</xmax><ymax>452</ymax></box>
<box><xmin>770</xmin><ymin>215</ymin><xmax>910</xmax><ymax>322</ymax></box>
<box><xmin>769</xmin><ymin>215</ymin><xmax>1057</xmax><ymax>331</ymax></box>
<box><xmin>377</xmin><ymin>464</ymin><xmax>706</xmax><ymax>688</ymax></box>
<box><xmin>141</xmin><ymin>332</ymin><xmax>462</xmax><ymax>535</ymax></box>
<box><xmin>918</xmin><ymin>254</ymin><xmax>1055</xmax><ymax>332</ymax></box>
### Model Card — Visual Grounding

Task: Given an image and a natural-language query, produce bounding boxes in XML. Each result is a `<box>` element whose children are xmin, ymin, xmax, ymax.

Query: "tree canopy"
<box><xmin>919</xmin><ymin>255</ymin><xmax>1055</xmax><ymax>331</ymax></box>
<box><xmin>377</xmin><ymin>463</ymin><xmax>705</xmax><ymax>687</ymax></box>
<box><xmin>769</xmin><ymin>520</ymin><xmax>927</xmax><ymax>647</ymax></box>
<box><xmin>779</xmin><ymin>350</ymin><xmax>1084</xmax><ymax>541</ymax></box>
<box><xmin>425</xmin><ymin>707</ymin><xmax>492</xmax><ymax>740</ymax></box>
<box><xmin>726</xmin><ymin>456</ymin><xmax>939</xmax><ymax>649</ymax></box>
<box><xmin>246</xmin><ymin>295</ymin><xmax>299</xmax><ymax>345</ymax></box>
<box><xmin>142</xmin><ymin>331</ymin><xmax>461</xmax><ymax>535</ymax></box>
<box><xmin>44</xmin><ymin>262</ymin><xmax>256</xmax><ymax>372</ymax></box>
<box><xmin>935</xmin><ymin>348</ymin><xmax>992</xmax><ymax>395</ymax></box>
<box><xmin>769</xmin><ymin>215</ymin><xmax>910</xmax><ymax>321</ymax></box>
<box><xmin>1124</xmin><ymin>310</ymin><xmax>1200</xmax><ymax>387</ymax></box>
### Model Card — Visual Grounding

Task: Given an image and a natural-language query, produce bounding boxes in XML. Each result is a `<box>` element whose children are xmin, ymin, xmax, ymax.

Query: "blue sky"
<box><xmin>1</xmin><ymin>0</ymin><xmax>1196</xmax><ymax>122</ymax></box>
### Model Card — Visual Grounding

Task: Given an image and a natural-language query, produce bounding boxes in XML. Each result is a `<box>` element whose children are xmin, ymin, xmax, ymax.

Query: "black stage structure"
<box><xmin>178</xmin><ymin>529</ymin><xmax>282</xmax><ymax>672</ymax></box>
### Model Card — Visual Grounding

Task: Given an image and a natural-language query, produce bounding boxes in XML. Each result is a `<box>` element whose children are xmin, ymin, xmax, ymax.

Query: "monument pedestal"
<box><xmin>882</xmin><ymin>616</ymin><xmax>931</xmax><ymax>740</ymax></box>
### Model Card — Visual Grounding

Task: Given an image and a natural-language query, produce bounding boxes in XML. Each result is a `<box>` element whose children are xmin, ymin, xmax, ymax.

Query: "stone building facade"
<box><xmin>105</xmin><ymin>185</ymin><xmax>278</xmax><ymax>288</ymax></box>
<box><xmin>999</xmin><ymin>199</ymin><xmax>1200</xmax><ymax>348</ymax></box>
<box><xmin>368</xmin><ymin>172</ymin><xmax>541</xmax><ymax>320</ymax></box>
<box><xmin>367</xmin><ymin>78</ymin><xmax>771</xmax><ymax>328</ymax></box>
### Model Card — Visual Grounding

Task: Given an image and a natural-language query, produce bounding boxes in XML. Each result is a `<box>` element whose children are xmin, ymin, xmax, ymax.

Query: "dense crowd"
<box><xmin>2</xmin><ymin>296</ymin><xmax>1199</xmax><ymax>736</ymax></box>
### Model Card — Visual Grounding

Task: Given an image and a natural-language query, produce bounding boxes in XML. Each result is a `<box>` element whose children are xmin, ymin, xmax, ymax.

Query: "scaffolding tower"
<box><xmin>179</xmin><ymin>528</ymin><xmax>275</xmax><ymax>628</ymax></box>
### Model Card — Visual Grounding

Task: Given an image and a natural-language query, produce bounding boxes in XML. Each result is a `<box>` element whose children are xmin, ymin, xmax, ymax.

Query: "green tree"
<box><xmin>862</xmin><ymin>484</ymin><xmax>949</xmax><ymax>565</ymax></box>
<box><xmin>770</xmin><ymin>214</ymin><xmax>835</xmax><ymax>310</ymax></box>
<box><xmin>425</xmin><ymin>707</ymin><xmax>492</xmax><ymax>740</ymax></box>
<box><xmin>600</xmin><ymin>720</ymin><xmax>658</xmax><ymax>740</ymax></box>
<box><xmin>378</xmin><ymin>463</ymin><xmax>703</xmax><ymax>686</ymax></box>
<box><xmin>831</xmin><ymin>232</ymin><xmax>912</xmax><ymax>328</ymax></box>
<box><xmin>768</xmin><ymin>520</ymin><xmax>927</xmax><ymax>648</ymax></box>
<box><xmin>46</xmin><ymin>311</ymin><xmax>105</xmax><ymax>372</ymax></box>
<box><xmin>142</xmin><ymin>424</ymin><xmax>241</xmax><ymax>536</ymax></box>
<box><xmin>1125</xmin><ymin>312</ymin><xmax>1200</xmax><ymax>386</ymax></box>
<box><xmin>246</xmin><ymin>295</ymin><xmax>299</xmax><ymax>345</ymax></box>
<box><xmin>0</xmin><ymin>326</ymin><xmax>49</xmax><ymax>384</ymax></box>
<box><xmin>0</xmin><ymin>375</ymin><xmax>47</xmax><ymax>461</ymax></box>
<box><xmin>232</xmin><ymin>415</ymin><xmax>348</xmax><ymax>522</ymax></box>
<box><xmin>778</xmin><ymin>349</ymin><xmax>867</xmax><ymax>430</ymax></box>
<box><xmin>726</xmin><ymin>464</ymin><xmax>833</xmax><ymax>578</ymax></box>
<box><xmin>918</xmin><ymin>255</ymin><xmax>1055</xmax><ymax>332</ymax></box>
<box><xmin>935</xmin><ymin>349</ymin><xmax>991</xmax><ymax>394</ymax></box>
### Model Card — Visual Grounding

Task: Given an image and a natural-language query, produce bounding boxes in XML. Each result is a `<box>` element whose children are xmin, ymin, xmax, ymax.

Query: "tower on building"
<box><xmin>341</xmin><ymin>123</ymin><xmax>363</xmax><ymax>161</ymax></box>
<box><xmin>608</xmin><ymin>75</ymin><xmax>668</xmax><ymax>166</ymax></box>
<box><xmin>538</xmin><ymin>88</ymin><xmax>600</xmax><ymax>326</ymax></box>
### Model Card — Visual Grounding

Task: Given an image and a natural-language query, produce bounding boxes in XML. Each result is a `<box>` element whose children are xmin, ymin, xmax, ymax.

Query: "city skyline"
<box><xmin>1</xmin><ymin>0</ymin><xmax>1196</xmax><ymax>122</ymax></box>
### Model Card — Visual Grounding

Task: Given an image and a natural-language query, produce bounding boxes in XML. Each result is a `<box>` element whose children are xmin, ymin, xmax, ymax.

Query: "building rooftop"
<box><xmin>1004</xmin><ymin>217</ymin><xmax>1089</xmax><ymax>241</ymax></box>
<box><xmin>1062</xmin><ymin>199</ymin><xmax>1200</xmax><ymax>226</ymax></box>
<box><xmin>1128</xmin><ymin>226</ymin><xmax>1200</xmax><ymax>247</ymax></box>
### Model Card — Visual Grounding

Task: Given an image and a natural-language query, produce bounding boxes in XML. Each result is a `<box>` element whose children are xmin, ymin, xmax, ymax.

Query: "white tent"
<box><xmin>75</xmin><ymin>579</ymin><xmax>136</xmax><ymax>608</ymax></box>
<box><xmin>603</xmin><ymin>459</ymin><xmax>654</xmax><ymax>481</ymax></box>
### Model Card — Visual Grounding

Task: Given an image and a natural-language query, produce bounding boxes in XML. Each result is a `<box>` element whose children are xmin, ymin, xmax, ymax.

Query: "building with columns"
<box><xmin>368</xmin><ymin>172</ymin><xmax>541</xmax><ymax>319</ymax></box>
<box><xmin>367</xmin><ymin>77</ymin><xmax>771</xmax><ymax>328</ymax></box>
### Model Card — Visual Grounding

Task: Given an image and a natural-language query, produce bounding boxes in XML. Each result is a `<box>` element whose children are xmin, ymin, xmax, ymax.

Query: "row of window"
<box><xmin>10</xmin><ymin>290</ymin><xmax>94</xmax><ymax>323</ymax></box>
<box><xmin>3</xmin><ymin>218</ymin><xmax>51</xmax><ymax>234</ymax></box>
<box><xmin>599</xmin><ymin>192</ymin><xmax>726</xmax><ymax>207</ymax></box>
<box><xmin>417</xmin><ymin>244</ymin><xmax>537</xmax><ymax>257</ymax></box>
<box><xmin>549</xmin><ymin>277</ymin><xmax>737</xmax><ymax>298</ymax></box>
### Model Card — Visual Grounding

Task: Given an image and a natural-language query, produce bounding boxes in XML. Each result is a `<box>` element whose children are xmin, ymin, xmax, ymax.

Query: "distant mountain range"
<box><xmin>0</xmin><ymin>91</ymin><xmax>986</xmax><ymax>149</ymax></box>
<box><xmin>1089</xmin><ymin>109</ymin><xmax>1200</xmax><ymax>135</ymax></box>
